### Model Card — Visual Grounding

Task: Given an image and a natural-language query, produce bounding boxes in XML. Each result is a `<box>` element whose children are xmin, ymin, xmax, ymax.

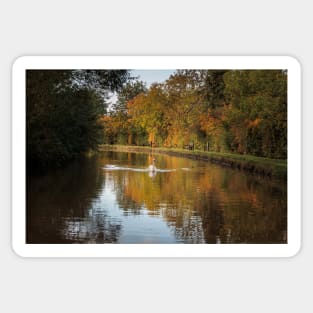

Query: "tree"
<box><xmin>27</xmin><ymin>69</ymin><xmax>130</xmax><ymax>168</ymax></box>
<box><xmin>102</xmin><ymin>80</ymin><xmax>148</xmax><ymax>145</ymax></box>
<box><xmin>127</xmin><ymin>84</ymin><xmax>168</xmax><ymax>146</ymax></box>
<box><xmin>223</xmin><ymin>70</ymin><xmax>287</xmax><ymax>157</ymax></box>
<box><xmin>100</xmin><ymin>69</ymin><xmax>287</xmax><ymax>159</ymax></box>
<box><xmin>113</xmin><ymin>80</ymin><xmax>147</xmax><ymax>113</ymax></box>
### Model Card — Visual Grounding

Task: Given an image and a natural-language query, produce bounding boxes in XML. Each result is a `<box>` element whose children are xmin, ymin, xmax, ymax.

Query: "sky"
<box><xmin>131</xmin><ymin>69</ymin><xmax>176</xmax><ymax>87</ymax></box>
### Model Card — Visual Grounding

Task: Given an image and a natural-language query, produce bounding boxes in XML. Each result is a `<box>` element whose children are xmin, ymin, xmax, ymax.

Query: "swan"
<box><xmin>148</xmin><ymin>158</ymin><xmax>157</xmax><ymax>172</ymax></box>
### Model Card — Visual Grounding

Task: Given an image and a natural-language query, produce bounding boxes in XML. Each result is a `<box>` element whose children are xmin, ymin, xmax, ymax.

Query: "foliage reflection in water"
<box><xmin>27</xmin><ymin>151</ymin><xmax>287</xmax><ymax>244</ymax></box>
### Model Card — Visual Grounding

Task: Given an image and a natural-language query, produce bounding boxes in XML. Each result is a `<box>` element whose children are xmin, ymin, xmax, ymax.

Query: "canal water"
<box><xmin>27</xmin><ymin>151</ymin><xmax>287</xmax><ymax>244</ymax></box>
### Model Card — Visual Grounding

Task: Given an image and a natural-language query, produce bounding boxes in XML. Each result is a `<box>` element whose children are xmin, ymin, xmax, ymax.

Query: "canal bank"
<box><xmin>98</xmin><ymin>144</ymin><xmax>287</xmax><ymax>180</ymax></box>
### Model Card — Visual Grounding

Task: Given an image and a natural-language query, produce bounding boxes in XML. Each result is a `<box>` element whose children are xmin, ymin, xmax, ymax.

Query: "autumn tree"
<box><xmin>223</xmin><ymin>70</ymin><xmax>287</xmax><ymax>158</ymax></box>
<box><xmin>127</xmin><ymin>83</ymin><xmax>168</xmax><ymax>146</ymax></box>
<box><xmin>104</xmin><ymin>80</ymin><xmax>148</xmax><ymax>145</ymax></box>
<box><xmin>162</xmin><ymin>72</ymin><xmax>208</xmax><ymax>148</ymax></box>
<box><xmin>101</xmin><ymin>69</ymin><xmax>287</xmax><ymax>159</ymax></box>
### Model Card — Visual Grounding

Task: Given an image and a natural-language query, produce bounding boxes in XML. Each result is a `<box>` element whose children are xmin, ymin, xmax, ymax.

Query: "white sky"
<box><xmin>131</xmin><ymin>69</ymin><xmax>176</xmax><ymax>87</ymax></box>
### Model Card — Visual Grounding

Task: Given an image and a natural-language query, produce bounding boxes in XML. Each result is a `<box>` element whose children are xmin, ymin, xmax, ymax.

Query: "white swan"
<box><xmin>148</xmin><ymin>158</ymin><xmax>156</xmax><ymax>172</ymax></box>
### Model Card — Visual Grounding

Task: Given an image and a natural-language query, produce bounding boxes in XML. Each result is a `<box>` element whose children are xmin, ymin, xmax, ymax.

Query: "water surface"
<box><xmin>27</xmin><ymin>151</ymin><xmax>287</xmax><ymax>244</ymax></box>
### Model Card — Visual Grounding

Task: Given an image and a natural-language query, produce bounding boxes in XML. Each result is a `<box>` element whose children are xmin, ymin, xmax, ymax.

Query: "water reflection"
<box><xmin>27</xmin><ymin>151</ymin><xmax>287</xmax><ymax>244</ymax></box>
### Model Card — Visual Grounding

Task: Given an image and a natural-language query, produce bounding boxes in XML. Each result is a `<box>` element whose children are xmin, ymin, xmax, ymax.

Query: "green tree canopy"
<box><xmin>27</xmin><ymin>69</ymin><xmax>130</xmax><ymax>169</ymax></box>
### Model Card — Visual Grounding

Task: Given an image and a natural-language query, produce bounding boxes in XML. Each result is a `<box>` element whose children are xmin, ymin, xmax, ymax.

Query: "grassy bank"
<box><xmin>98</xmin><ymin>144</ymin><xmax>287</xmax><ymax>180</ymax></box>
